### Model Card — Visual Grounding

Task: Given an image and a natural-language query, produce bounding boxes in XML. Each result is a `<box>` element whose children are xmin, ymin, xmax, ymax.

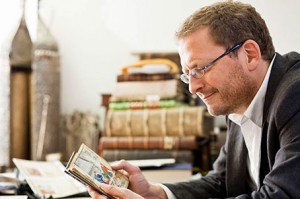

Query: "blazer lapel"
<box><xmin>226</xmin><ymin>122</ymin><xmax>251</xmax><ymax>196</ymax></box>
<box><xmin>263</xmin><ymin>53</ymin><xmax>287</xmax><ymax>123</ymax></box>
<box><xmin>260</xmin><ymin>53</ymin><xmax>287</xmax><ymax>186</ymax></box>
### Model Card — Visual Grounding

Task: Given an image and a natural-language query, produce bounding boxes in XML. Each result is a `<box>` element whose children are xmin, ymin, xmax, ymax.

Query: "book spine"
<box><xmin>104</xmin><ymin>106</ymin><xmax>213</xmax><ymax>137</ymax></box>
<box><xmin>98</xmin><ymin>136</ymin><xmax>199</xmax><ymax>151</ymax></box>
<box><xmin>117</xmin><ymin>73</ymin><xmax>177</xmax><ymax>82</ymax></box>
<box><xmin>100</xmin><ymin>149</ymin><xmax>193</xmax><ymax>163</ymax></box>
<box><xmin>108</xmin><ymin>99</ymin><xmax>177</xmax><ymax>110</ymax></box>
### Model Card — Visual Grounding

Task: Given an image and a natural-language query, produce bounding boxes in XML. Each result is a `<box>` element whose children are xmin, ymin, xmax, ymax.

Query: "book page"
<box><xmin>69</xmin><ymin>144</ymin><xmax>129</xmax><ymax>188</ymax></box>
<box><xmin>13</xmin><ymin>158</ymin><xmax>86</xmax><ymax>198</ymax></box>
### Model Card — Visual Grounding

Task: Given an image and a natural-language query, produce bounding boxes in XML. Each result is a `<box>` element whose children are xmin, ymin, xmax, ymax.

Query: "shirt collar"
<box><xmin>229</xmin><ymin>54</ymin><xmax>276</xmax><ymax>127</ymax></box>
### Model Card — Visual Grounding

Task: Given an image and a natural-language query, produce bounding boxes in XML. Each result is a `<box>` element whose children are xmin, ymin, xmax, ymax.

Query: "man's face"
<box><xmin>178</xmin><ymin>28</ymin><xmax>256</xmax><ymax>116</ymax></box>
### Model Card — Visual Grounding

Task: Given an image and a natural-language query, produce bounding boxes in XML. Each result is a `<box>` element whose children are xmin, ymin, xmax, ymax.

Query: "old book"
<box><xmin>12</xmin><ymin>158</ymin><xmax>87</xmax><ymax>198</ymax></box>
<box><xmin>117</xmin><ymin>73</ymin><xmax>177</xmax><ymax>82</ymax></box>
<box><xmin>98</xmin><ymin>136</ymin><xmax>199</xmax><ymax>151</ymax></box>
<box><xmin>65</xmin><ymin>144</ymin><xmax>129</xmax><ymax>199</ymax></box>
<box><xmin>100</xmin><ymin>149</ymin><xmax>193</xmax><ymax>163</ymax></box>
<box><xmin>111</xmin><ymin>79</ymin><xmax>178</xmax><ymax>101</ymax></box>
<box><xmin>108</xmin><ymin>99</ymin><xmax>177</xmax><ymax>110</ymax></box>
<box><xmin>120</xmin><ymin>58</ymin><xmax>179</xmax><ymax>74</ymax></box>
<box><xmin>105</xmin><ymin>106</ymin><xmax>213</xmax><ymax>137</ymax></box>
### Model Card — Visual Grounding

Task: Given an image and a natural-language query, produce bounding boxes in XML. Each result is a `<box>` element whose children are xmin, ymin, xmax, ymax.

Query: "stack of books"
<box><xmin>99</xmin><ymin>59</ymin><xmax>214</xmax><ymax>171</ymax></box>
<box><xmin>109</xmin><ymin>58</ymin><xmax>185</xmax><ymax>109</ymax></box>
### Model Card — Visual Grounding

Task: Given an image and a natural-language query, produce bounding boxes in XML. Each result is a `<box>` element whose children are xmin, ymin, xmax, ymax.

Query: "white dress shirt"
<box><xmin>162</xmin><ymin>55</ymin><xmax>275</xmax><ymax>198</ymax></box>
<box><xmin>228</xmin><ymin>55</ymin><xmax>274</xmax><ymax>188</ymax></box>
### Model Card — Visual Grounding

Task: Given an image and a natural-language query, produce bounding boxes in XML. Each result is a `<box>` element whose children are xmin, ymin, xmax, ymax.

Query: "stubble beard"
<box><xmin>205</xmin><ymin>63</ymin><xmax>257</xmax><ymax>116</ymax></box>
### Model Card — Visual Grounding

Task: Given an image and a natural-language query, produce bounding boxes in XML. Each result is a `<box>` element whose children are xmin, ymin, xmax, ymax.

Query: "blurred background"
<box><xmin>0</xmin><ymin>0</ymin><xmax>300</xmax><ymax>176</ymax></box>
<box><xmin>1</xmin><ymin>0</ymin><xmax>299</xmax><ymax>115</ymax></box>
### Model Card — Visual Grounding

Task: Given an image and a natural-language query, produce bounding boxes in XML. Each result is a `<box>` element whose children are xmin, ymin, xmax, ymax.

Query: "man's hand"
<box><xmin>87</xmin><ymin>185</ymin><xmax>144</xmax><ymax>199</ymax></box>
<box><xmin>87</xmin><ymin>160</ymin><xmax>168</xmax><ymax>199</ymax></box>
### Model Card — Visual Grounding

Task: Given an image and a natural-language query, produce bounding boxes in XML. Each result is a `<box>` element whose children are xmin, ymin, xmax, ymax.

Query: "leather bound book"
<box><xmin>98</xmin><ymin>136</ymin><xmax>199</xmax><ymax>151</ymax></box>
<box><xmin>105</xmin><ymin>106</ymin><xmax>213</xmax><ymax>137</ymax></box>
<box><xmin>147</xmin><ymin>108</ymin><xmax>166</xmax><ymax>136</ymax></box>
<box><xmin>117</xmin><ymin>73</ymin><xmax>177</xmax><ymax>82</ymax></box>
<box><xmin>130</xmin><ymin>109</ymin><xmax>148</xmax><ymax>136</ymax></box>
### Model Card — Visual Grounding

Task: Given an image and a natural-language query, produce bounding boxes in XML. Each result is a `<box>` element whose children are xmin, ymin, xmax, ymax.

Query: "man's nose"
<box><xmin>189</xmin><ymin>75</ymin><xmax>204</xmax><ymax>94</ymax></box>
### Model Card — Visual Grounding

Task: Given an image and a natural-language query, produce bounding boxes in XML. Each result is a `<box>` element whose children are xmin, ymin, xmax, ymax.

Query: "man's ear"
<box><xmin>242</xmin><ymin>40</ymin><xmax>261</xmax><ymax>71</ymax></box>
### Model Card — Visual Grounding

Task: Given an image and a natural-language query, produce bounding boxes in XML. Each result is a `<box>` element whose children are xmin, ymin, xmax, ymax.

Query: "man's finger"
<box><xmin>87</xmin><ymin>186</ymin><xmax>109</xmax><ymax>199</ymax></box>
<box><xmin>100</xmin><ymin>183</ymin><xmax>140</xmax><ymax>199</ymax></box>
<box><xmin>99</xmin><ymin>183</ymin><xmax>123</xmax><ymax>196</ymax></box>
<box><xmin>111</xmin><ymin>160</ymin><xmax>141</xmax><ymax>175</ymax></box>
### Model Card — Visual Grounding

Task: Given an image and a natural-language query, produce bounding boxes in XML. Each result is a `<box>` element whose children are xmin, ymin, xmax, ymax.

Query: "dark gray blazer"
<box><xmin>165</xmin><ymin>52</ymin><xmax>300</xmax><ymax>199</ymax></box>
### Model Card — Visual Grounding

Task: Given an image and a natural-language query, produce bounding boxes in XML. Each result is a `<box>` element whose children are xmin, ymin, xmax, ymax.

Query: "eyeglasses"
<box><xmin>180</xmin><ymin>41</ymin><xmax>245</xmax><ymax>84</ymax></box>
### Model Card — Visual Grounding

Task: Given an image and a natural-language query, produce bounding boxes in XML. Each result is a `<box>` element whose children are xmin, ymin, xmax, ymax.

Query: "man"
<box><xmin>88</xmin><ymin>1</ymin><xmax>300</xmax><ymax>198</ymax></box>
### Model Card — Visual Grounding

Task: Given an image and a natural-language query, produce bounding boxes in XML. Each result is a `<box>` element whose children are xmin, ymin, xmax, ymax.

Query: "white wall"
<box><xmin>1</xmin><ymin>0</ymin><xmax>300</xmax><ymax>119</ymax></box>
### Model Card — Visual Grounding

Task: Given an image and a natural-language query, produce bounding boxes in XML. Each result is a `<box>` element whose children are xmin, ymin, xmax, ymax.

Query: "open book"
<box><xmin>65</xmin><ymin>144</ymin><xmax>129</xmax><ymax>199</ymax></box>
<box><xmin>12</xmin><ymin>158</ymin><xmax>87</xmax><ymax>198</ymax></box>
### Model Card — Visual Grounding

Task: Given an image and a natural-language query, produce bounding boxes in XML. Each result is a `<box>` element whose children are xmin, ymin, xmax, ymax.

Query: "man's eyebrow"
<box><xmin>185</xmin><ymin>62</ymin><xmax>199</xmax><ymax>71</ymax></box>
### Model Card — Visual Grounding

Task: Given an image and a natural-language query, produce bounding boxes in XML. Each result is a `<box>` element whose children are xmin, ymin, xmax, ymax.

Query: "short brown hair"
<box><xmin>175</xmin><ymin>1</ymin><xmax>275</xmax><ymax>61</ymax></box>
